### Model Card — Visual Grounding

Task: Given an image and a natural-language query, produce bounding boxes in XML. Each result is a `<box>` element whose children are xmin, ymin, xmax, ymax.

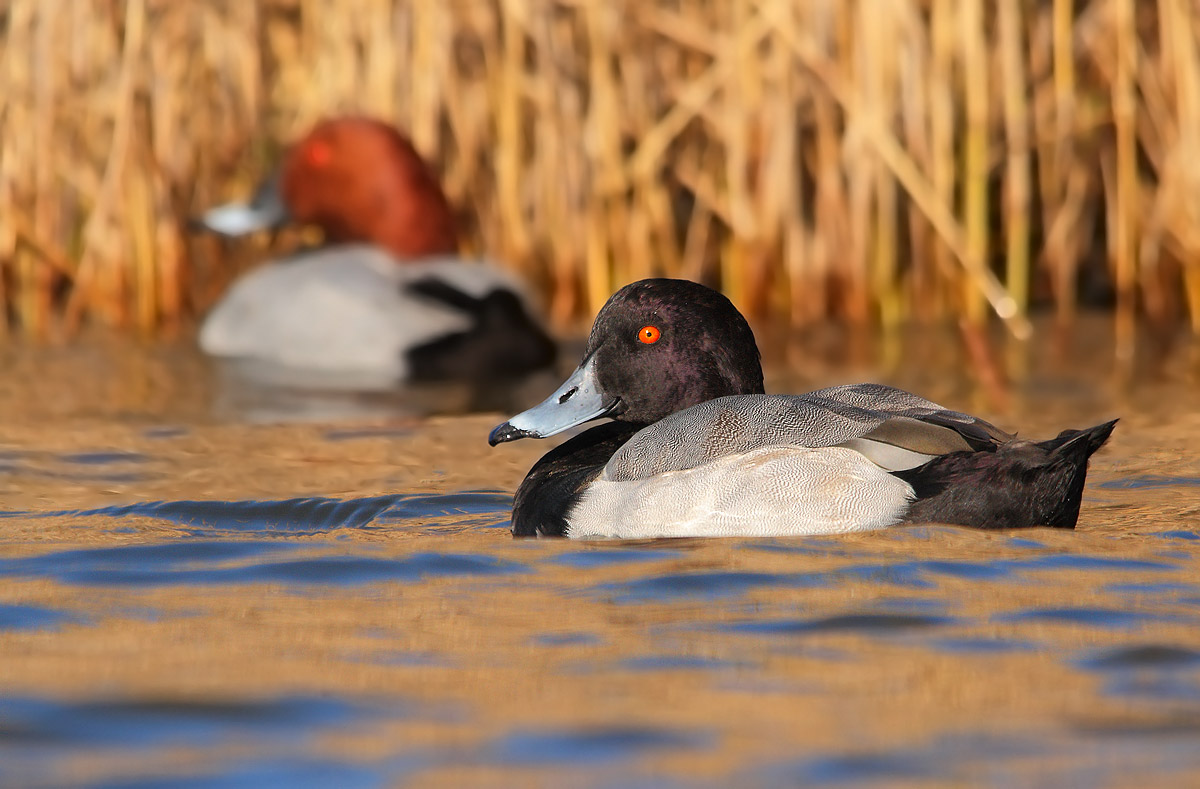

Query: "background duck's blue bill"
<box><xmin>489</xmin><ymin>356</ymin><xmax>616</xmax><ymax>444</ymax></box>
<box><xmin>194</xmin><ymin>170</ymin><xmax>288</xmax><ymax>237</ymax></box>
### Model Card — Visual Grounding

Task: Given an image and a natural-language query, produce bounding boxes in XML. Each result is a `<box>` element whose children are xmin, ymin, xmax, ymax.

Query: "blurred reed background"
<box><xmin>1</xmin><ymin>0</ymin><xmax>1199</xmax><ymax>355</ymax></box>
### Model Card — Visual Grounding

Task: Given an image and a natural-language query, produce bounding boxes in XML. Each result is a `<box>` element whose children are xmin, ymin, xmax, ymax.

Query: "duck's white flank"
<box><xmin>566</xmin><ymin>445</ymin><xmax>915</xmax><ymax>539</ymax></box>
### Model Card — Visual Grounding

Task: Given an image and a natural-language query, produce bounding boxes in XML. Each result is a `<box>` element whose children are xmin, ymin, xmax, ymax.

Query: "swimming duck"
<box><xmin>193</xmin><ymin>116</ymin><xmax>556</xmax><ymax>387</ymax></box>
<box><xmin>488</xmin><ymin>279</ymin><xmax>1116</xmax><ymax>538</ymax></box>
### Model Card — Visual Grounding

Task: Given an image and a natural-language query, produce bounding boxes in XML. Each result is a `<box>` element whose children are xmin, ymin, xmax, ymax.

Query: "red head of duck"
<box><xmin>197</xmin><ymin>116</ymin><xmax>460</xmax><ymax>261</ymax></box>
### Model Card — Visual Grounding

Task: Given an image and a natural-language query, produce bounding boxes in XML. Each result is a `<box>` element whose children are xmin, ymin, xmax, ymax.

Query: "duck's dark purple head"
<box><xmin>489</xmin><ymin>278</ymin><xmax>764</xmax><ymax>445</ymax></box>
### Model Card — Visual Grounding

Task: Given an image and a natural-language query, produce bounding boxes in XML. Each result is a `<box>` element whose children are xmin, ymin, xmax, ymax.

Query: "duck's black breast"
<box><xmin>511</xmin><ymin>421</ymin><xmax>642</xmax><ymax>537</ymax></box>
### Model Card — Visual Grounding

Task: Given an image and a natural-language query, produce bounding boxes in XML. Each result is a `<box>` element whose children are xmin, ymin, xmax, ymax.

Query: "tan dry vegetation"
<box><xmin>1</xmin><ymin>0</ymin><xmax>1199</xmax><ymax>351</ymax></box>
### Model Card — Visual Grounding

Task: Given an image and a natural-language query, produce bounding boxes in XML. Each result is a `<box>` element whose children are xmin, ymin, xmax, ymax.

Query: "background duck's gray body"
<box><xmin>199</xmin><ymin>246</ymin><xmax>530</xmax><ymax>386</ymax></box>
<box><xmin>565</xmin><ymin>384</ymin><xmax>1009</xmax><ymax>539</ymax></box>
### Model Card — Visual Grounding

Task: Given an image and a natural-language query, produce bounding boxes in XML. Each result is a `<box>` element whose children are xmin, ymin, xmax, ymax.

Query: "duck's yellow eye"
<box><xmin>637</xmin><ymin>325</ymin><xmax>661</xmax><ymax>344</ymax></box>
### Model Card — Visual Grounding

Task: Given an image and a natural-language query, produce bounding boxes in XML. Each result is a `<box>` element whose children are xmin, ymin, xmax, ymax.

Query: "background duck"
<box><xmin>193</xmin><ymin>116</ymin><xmax>556</xmax><ymax>390</ymax></box>
<box><xmin>490</xmin><ymin>279</ymin><xmax>1117</xmax><ymax>539</ymax></box>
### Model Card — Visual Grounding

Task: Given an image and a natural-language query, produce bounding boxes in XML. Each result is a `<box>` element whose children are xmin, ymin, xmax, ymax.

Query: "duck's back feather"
<box><xmin>600</xmin><ymin>386</ymin><xmax>1007</xmax><ymax>483</ymax></box>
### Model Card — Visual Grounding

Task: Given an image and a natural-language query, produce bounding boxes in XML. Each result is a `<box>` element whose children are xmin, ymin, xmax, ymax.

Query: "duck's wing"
<box><xmin>601</xmin><ymin>389</ymin><xmax>1011</xmax><ymax>483</ymax></box>
<box><xmin>803</xmin><ymin>383</ymin><xmax>1013</xmax><ymax>446</ymax></box>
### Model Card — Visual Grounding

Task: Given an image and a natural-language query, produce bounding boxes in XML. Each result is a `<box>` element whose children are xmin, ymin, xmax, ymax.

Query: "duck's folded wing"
<box><xmin>803</xmin><ymin>383</ymin><xmax>1013</xmax><ymax>446</ymax></box>
<box><xmin>601</xmin><ymin>389</ymin><xmax>1010</xmax><ymax>483</ymax></box>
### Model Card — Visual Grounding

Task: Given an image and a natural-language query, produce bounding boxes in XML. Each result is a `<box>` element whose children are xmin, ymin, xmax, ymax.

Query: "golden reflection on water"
<box><xmin>0</xmin><ymin>318</ymin><xmax>1198</xmax><ymax>786</ymax></box>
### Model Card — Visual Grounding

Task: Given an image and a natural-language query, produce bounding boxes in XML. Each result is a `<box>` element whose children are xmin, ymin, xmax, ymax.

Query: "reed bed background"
<box><xmin>2</xmin><ymin>0</ymin><xmax>1199</xmax><ymax>353</ymax></box>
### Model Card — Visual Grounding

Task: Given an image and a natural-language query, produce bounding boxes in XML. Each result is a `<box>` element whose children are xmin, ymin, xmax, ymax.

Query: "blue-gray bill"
<box><xmin>192</xmin><ymin>171</ymin><xmax>288</xmax><ymax>237</ymax></box>
<box><xmin>488</xmin><ymin>356</ymin><xmax>618</xmax><ymax>445</ymax></box>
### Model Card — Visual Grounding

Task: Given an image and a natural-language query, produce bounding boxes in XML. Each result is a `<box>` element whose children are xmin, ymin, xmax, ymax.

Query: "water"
<box><xmin>1</xmin><ymin>322</ymin><xmax>1199</xmax><ymax>787</ymax></box>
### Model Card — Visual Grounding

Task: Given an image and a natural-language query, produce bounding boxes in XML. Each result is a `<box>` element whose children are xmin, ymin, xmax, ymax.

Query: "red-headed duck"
<box><xmin>194</xmin><ymin>117</ymin><xmax>556</xmax><ymax>389</ymax></box>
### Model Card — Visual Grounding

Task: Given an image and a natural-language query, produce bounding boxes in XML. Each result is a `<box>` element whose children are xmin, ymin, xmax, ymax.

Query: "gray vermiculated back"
<box><xmin>601</xmin><ymin>385</ymin><xmax>1001</xmax><ymax>483</ymax></box>
<box><xmin>806</xmin><ymin>383</ymin><xmax>965</xmax><ymax>422</ymax></box>
<box><xmin>806</xmin><ymin>383</ymin><xmax>1014</xmax><ymax>445</ymax></box>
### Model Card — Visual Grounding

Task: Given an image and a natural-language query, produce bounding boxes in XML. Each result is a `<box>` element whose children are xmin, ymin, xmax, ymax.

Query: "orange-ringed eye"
<box><xmin>638</xmin><ymin>325</ymin><xmax>661</xmax><ymax>344</ymax></box>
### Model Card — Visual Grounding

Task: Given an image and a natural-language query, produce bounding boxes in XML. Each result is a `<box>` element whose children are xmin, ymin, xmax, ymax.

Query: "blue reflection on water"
<box><xmin>486</xmin><ymin>726</ymin><xmax>711</xmax><ymax>765</ymax></box>
<box><xmin>1156</xmin><ymin>530</ymin><xmax>1200</xmax><ymax>541</ymax></box>
<box><xmin>995</xmin><ymin>607</ymin><xmax>1187</xmax><ymax>629</ymax></box>
<box><xmin>0</xmin><ymin>491</ymin><xmax>512</xmax><ymax>535</ymax></box>
<box><xmin>93</xmin><ymin>759</ymin><xmax>393</xmax><ymax>789</ymax></box>
<box><xmin>724</xmin><ymin>612</ymin><xmax>955</xmax><ymax>636</ymax></box>
<box><xmin>1079</xmin><ymin>644</ymin><xmax>1200</xmax><ymax>671</ymax></box>
<box><xmin>1098</xmin><ymin>475</ymin><xmax>1200</xmax><ymax>489</ymax></box>
<box><xmin>0</xmin><ymin>603</ymin><xmax>82</xmax><ymax>632</ymax></box>
<box><xmin>590</xmin><ymin>550</ymin><xmax>1183</xmax><ymax>604</ymax></box>
<box><xmin>0</xmin><ymin>696</ymin><xmax>367</xmax><ymax>748</ymax></box>
<box><xmin>0</xmin><ymin>542</ymin><xmax>525</xmax><ymax>588</ymax></box>
<box><xmin>60</xmin><ymin>451</ymin><xmax>151</xmax><ymax>466</ymax></box>
<box><xmin>751</xmin><ymin>726</ymin><xmax>1200</xmax><ymax>786</ymax></box>
<box><xmin>1076</xmin><ymin>643</ymin><xmax>1200</xmax><ymax>702</ymax></box>
<box><xmin>549</xmin><ymin>549</ymin><xmax>682</xmax><ymax>569</ymax></box>
<box><xmin>0</xmin><ymin>696</ymin><xmax>414</xmax><ymax>789</ymax></box>
<box><xmin>618</xmin><ymin>655</ymin><xmax>746</xmax><ymax>672</ymax></box>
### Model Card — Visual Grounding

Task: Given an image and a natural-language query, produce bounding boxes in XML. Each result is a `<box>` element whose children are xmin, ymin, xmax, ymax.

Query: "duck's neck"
<box><xmin>317</xmin><ymin>161</ymin><xmax>461</xmax><ymax>259</ymax></box>
<box><xmin>348</xmin><ymin>197</ymin><xmax>459</xmax><ymax>260</ymax></box>
<box><xmin>374</xmin><ymin>204</ymin><xmax>460</xmax><ymax>260</ymax></box>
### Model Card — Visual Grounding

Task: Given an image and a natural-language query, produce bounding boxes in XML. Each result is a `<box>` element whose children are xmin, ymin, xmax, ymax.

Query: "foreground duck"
<box><xmin>489</xmin><ymin>279</ymin><xmax>1116</xmax><ymax>538</ymax></box>
<box><xmin>194</xmin><ymin>116</ymin><xmax>555</xmax><ymax>387</ymax></box>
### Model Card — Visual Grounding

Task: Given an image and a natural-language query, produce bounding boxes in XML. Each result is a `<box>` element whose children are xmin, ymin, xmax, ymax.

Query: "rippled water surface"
<box><xmin>1</xmin><ymin>323</ymin><xmax>1199</xmax><ymax>787</ymax></box>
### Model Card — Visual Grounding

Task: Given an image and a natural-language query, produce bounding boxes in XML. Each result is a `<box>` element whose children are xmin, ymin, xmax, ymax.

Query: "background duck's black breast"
<box><xmin>405</xmin><ymin>279</ymin><xmax>557</xmax><ymax>381</ymax></box>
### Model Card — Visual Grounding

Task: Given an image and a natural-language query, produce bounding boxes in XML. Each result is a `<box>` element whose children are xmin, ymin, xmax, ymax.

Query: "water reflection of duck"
<box><xmin>490</xmin><ymin>278</ymin><xmax>1117</xmax><ymax>539</ymax></box>
<box><xmin>193</xmin><ymin>116</ymin><xmax>556</xmax><ymax>390</ymax></box>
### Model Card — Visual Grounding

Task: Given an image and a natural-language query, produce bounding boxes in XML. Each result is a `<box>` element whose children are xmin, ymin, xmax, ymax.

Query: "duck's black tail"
<box><xmin>894</xmin><ymin>419</ymin><xmax>1118</xmax><ymax>529</ymax></box>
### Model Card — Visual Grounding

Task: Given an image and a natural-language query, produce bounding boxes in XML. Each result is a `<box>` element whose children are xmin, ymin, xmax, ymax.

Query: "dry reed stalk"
<box><xmin>928</xmin><ymin>0</ymin><xmax>958</xmax><ymax>323</ymax></box>
<box><xmin>758</xmin><ymin>0</ymin><xmax>806</xmax><ymax>325</ymax></box>
<box><xmin>844</xmin><ymin>2</ymin><xmax>875</xmax><ymax>326</ymax></box>
<box><xmin>854</xmin><ymin>108</ymin><xmax>1032</xmax><ymax>339</ymax></box>
<box><xmin>408</xmin><ymin>3</ymin><xmax>445</xmax><ymax>155</ymax></box>
<box><xmin>832</xmin><ymin>5</ymin><xmax>870</xmax><ymax>322</ymax></box>
<box><xmin>1046</xmin><ymin>0</ymin><xmax>1081</xmax><ymax>324</ymax></box>
<box><xmin>584</xmin><ymin>1</ymin><xmax>621</xmax><ymax>313</ymax></box>
<box><xmin>1111</xmin><ymin>0</ymin><xmax>1139</xmax><ymax>361</ymax></box>
<box><xmin>818</xmin><ymin>124</ymin><xmax>845</xmax><ymax>322</ymax></box>
<box><xmin>893</xmin><ymin>1</ymin><xmax>937</xmax><ymax>322</ymax></box>
<box><xmin>786</xmin><ymin>10</ymin><xmax>849</xmax><ymax>324</ymax></box>
<box><xmin>959</xmin><ymin>0</ymin><xmax>990</xmax><ymax>328</ymax></box>
<box><xmin>1160</xmin><ymin>0</ymin><xmax>1200</xmax><ymax>333</ymax></box>
<box><xmin>720</xmin><ymin>0</ymin><xmax>754</xmax><ymax>311</ymax></box>
<box><xmin>860</xmin><ymin>0</ymin><xmax>901</xmax><ymax>328</ymax></box>
<box><xmin>999</xmin><ymin>0</ymin><xmax>1032</xmax><ymax>319</ymax></box>
<box><xmin>496</xmin><ymin>2</ymin><xmax>532</xmax><ymax>268</ymax></box>
<box><xmin>530</xmin><ymin>9</ymin><xmax>585</xmax><ymax>324</ymax></box>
